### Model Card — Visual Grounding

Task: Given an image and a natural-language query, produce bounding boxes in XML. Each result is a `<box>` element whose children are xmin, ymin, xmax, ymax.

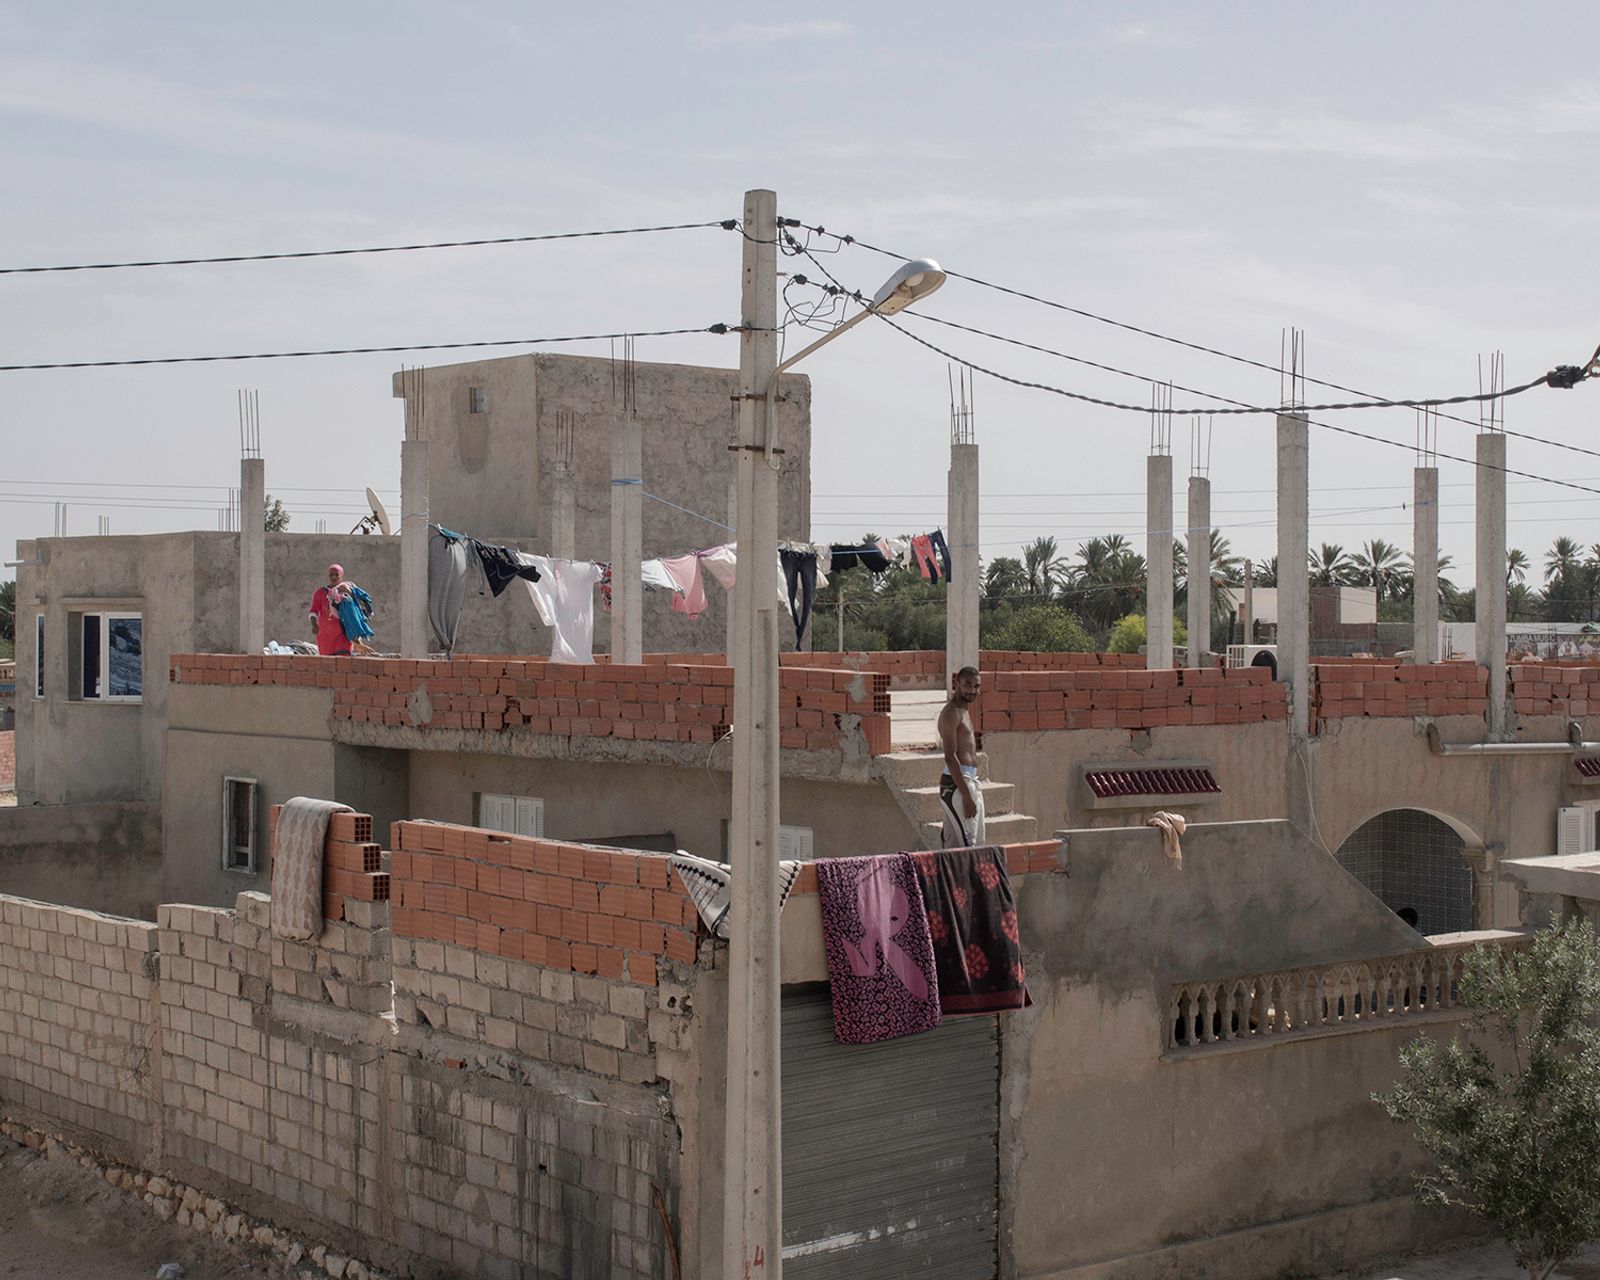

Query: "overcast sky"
<box><xmin>4</xmin><ymin>2</ymin><xmax>1597</xmax><ymax>587</ymax></box>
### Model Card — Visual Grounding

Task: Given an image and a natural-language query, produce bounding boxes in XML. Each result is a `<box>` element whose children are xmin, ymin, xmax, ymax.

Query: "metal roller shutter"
<box><xmin>780</xmin><ymin>988</ymin><xmax>1000</xmax><ymax>1279</ymax></box>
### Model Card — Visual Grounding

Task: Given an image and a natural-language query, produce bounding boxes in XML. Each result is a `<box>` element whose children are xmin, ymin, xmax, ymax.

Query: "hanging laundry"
<box><xmin>816</xmin><ymin>854</ymin><xmax>942</xmax><ymax>1044</ymax></box>
<box><xmin>816</xmin><ymin>546</ymin><xmax>833</xmax><ymax>578</ymax></box>
<box><xmin>911</xmin><ymin>534</ymin><xmax>942</xmax><ymax>583</ymax></box>
<box><xmin>671</xmin><ymin>852</ymin><xmax>805</xmax><ymax>940</ymax></box>
<box><xmin>878</xmin><ymin>536</ymin><xmax>912</xmax><ymax>570</ymax></box>
<box><xmin>597</xmin><ymin>563</ymin><xmax>613</xmax><ymax>614</ymax></box>
<box><xmin>697</xmin><ymin>544</ymin><xmax>738</xmax><ymax>592</ymax></box>
<box><xmin>472</xmin><ymin>541</ymin><xmax>541</xmax><ymax>597</ymax></box>
<box><xmin>829</xmin><ymin>544</ymin><xmax>891</xmax><ymax>574</ymax></box>
<box><xmin>930</xmin><ymin>529</ymin><xmax>953</xmax><ymax>584</ymax></box>
<box><xmin>659</xmin><ymin>554</ymin><xmax>708</xmax><ymax>619</ymax></box>
<box><xmin>517</xmin><ymin>553</ymin><xmax>605</xmax><ymax>664</ymax></box>
<box><xmin>640</xmin><ymin>559</ymin><xmax>680</xmax><ymax>594</ymax></box>
<box><xmin>428</xmin><ymin>526</ymin><xmax>472</xmax><ymax>655</ymax></box>
<box><xmin>913</xmin><ymin>846</ymin><xmax>1032</xmax><ymax>1016</ymax></box>
<box><xmin>780</xmin><ymin>549</ymin><xmax>818</xmax><ymax>646</ymax></box>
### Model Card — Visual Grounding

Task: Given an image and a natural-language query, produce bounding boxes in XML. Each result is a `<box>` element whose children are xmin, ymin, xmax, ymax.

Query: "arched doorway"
<box><xmin>1335</xmin><ymin>808</ymin><xmax>1474</xmax><ymax>935</ymax></box>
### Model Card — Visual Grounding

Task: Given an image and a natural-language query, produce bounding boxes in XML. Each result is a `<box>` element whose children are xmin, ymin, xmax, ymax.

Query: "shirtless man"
<box><xmin>937</xmin><ymin>665</ymin><xmax>984</xmax><ymax>848</ymax></box>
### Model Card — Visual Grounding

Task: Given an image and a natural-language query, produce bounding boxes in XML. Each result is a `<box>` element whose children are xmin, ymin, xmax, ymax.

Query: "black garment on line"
<box><xmin>781</xmin><ymin>549</ymin><xmax>818</xmax><ymax>646</ymax></box>
<box><xmin>829</xmin><ymin>543</ymin><xmax>891</xmax><ymax>574</ymax></box>
<box><xmin>472</xmin><ymin>540</ymin><xmax>541</xmax><ymax>596</ymax></box>
<box><xmin>929</xmin><ymin>529</ymin><xmax>952</xmax><ymax>584</ymax></box>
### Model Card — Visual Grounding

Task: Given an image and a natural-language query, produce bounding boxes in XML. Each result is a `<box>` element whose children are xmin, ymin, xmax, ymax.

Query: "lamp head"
<box><xmin>870</xmin><ymin>258</ymin><xmax>946</xmax><ymax>315</ymax></box>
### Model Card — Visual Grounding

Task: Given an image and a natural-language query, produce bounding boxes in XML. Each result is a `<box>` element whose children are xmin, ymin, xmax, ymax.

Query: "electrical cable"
<box><xmin>0</xmin><ymin>220</ymin><xmax>736</xmax><ymax>275</ymax></box>
<box><xmin>0</xmin><ymin>325</ymin><xmax>730</xmax><ymax>372</ymax></box>
<box><xmin>798</xmin><ymin>219</ymin><xmax>1600</xmax><ymax>459</ymax></box>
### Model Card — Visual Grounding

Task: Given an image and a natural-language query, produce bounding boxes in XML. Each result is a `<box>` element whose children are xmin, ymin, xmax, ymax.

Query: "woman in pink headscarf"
<box><xmin>309</xmin><ymin>564</ymin><xmax>354</xmax><ymax>656</ymax></box>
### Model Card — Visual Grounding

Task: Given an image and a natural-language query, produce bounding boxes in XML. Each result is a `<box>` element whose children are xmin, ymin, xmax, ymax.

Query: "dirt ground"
<box><xmin>0</xmin><ymin>1139</ymin><xmax>283</xmax><ymax>1280</ymax></box>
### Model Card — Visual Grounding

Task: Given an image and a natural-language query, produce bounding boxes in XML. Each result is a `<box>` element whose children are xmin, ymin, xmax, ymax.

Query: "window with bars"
<box><xmin>222</xmin><ymin>777</ymin><xmax>258</xmax><ymax>873</ymax></box>
<box><xmin>1335</xmin><ymin>809</ymin><xmax>1473</xmax><ymax>935</ymax></box>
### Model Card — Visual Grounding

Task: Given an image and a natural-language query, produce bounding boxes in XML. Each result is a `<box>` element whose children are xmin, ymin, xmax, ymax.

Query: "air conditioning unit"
<box><xmin>1226</xmin><ymin>644</ymin><xmax>1278</xmax><ymax>679</ymax></box>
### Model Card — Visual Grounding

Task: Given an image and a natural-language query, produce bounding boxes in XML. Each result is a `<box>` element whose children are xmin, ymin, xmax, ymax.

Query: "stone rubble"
<box><xmin>0</xmin><ymin>1115</ymin><xmax>394</xmax><ymax>1280</ymax></box>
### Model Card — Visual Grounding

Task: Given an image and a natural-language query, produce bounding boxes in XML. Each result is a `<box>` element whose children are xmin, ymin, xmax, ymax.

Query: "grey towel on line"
<box><xmin>428</xmin><ymin>527</ymin><xmax>471</xmax><ymax>655</ymax></box>
<box><xmin>671</xmin><ymin>852</ymin><xmax>804</xmax><ymax>939</ymax></box>
<box><xmin>270</xmin><ymin>797</ymin><xmax>352</xmax><ymax>942</ymax></box>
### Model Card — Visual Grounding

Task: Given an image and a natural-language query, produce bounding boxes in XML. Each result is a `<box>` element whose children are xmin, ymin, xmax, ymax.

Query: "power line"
<box><xmin>796</xmin><ymin>220</ymin><xmax>1600</xmax><ymax>459</ymax></box>
<box><xmin>0</xmin><ymin>325</ymin><xmax>729</xmax><ymax>372</ymax></box>
<box><xmin>0</xmin><ymin>220</ymin><xmax>736</xmax><ymax>275</ymax></box>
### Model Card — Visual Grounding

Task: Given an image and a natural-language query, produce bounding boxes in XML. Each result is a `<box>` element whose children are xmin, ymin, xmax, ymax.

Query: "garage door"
<box><xmin>781</xmin><ymin>987</ymin><xmax>1000</xmax><ymax>1278</ymax></box>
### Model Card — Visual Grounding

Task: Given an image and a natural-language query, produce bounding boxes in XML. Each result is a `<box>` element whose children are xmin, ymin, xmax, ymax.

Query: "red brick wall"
<box><xmin>976</xmin><ymin>665</ymin><xmax>1286</xmax><ymax>733</ymax></box>
<box><xmin>173</xmin><ymin>653</ymin><xmax>889</xmax><ymax>754</ymax></box>
<box><xmin>1312</xmin><ymin>661</ymin><xmax>1488</xmax><ymax>723</ymax></box>
<box><xmin>0</xmin><ymin>730</ymin><xmax>13</xmax><ymax>791</ymax></box>
<box><xmin>1510</xmin><ymin>662</ymin><xmax>1600</xmax><ymax>718</ymax></box>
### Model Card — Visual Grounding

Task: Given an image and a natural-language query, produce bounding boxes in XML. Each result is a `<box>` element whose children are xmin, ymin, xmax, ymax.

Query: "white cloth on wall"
<box><xmin>517</xmin><ymin>553</ymin><xmax>605</xmax><ymax>664</ymax></box>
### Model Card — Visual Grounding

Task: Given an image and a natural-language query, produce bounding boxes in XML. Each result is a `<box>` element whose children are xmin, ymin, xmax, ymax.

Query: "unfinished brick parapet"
<box><xmin>1312</xmin><ymin>661</ymin><xmax>1488</xmax><ymax>724</ymax></box>
<box><xmin>1510</xmin><ymin>661</ymin><xmax>1600</xmax><ymax>718</ymax></box>
<box><xmin>267</xmin><ymin>804</ymin><xmax>390</xmax><ymax>923</ymax></box>
<box><xmin>975</xmin><ymin>665</ymin><xmax>1287</xmax><ymax>733</ymax></box>
<box><xmin>174</xmin><ymin>653</ymin><xmax>890</xmax><ymax>755</ymax></box>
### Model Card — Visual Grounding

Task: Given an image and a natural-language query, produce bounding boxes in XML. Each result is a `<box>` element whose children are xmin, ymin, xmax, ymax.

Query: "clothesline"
<box><xmin>427</xmin><ymin>521</ymin><xmax>956</xmax><ymax>664</ymax></box>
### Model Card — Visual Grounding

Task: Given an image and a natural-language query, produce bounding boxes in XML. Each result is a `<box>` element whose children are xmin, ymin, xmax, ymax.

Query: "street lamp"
<box><xmin>724</xmin><ymin>189</ymin><xmax>944</xmax><ymax>1280</ymax></box>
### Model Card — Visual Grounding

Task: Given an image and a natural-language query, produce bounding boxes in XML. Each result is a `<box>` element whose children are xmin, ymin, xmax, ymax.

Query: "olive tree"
<box><xmin>1377</xmin><ymin>919</ymin><xmax>1600</xmax><ymax>1280</ymax></box>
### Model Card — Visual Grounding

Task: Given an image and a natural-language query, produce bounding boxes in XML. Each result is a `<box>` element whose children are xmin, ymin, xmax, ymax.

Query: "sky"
<box><xmin>3</xmin><ymin>2</ymin><xmax>1598</xmax><ymax>588</ymax></box>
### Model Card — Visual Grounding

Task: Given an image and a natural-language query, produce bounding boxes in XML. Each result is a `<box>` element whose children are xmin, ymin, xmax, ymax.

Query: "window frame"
<box><xmin>222</xmin><ymin>776</ymin><xmax>259</xmax><ymax>873</ymax></box>
<box><xmin>75</xmin><ymin>610</ymin><xmax>143</xmax><ymax>703</ymax></box>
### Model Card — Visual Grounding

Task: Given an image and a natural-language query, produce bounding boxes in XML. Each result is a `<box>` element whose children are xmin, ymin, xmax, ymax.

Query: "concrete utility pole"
<box><xmin>1186</xmin><ymin>473</ymin><xmax>1211</xmax><ymax>666</ymax></box>
<box><xmin>551</xmin><ymin>411</ymin><xmax>577</xmax><ymax>561</ymax></box>
<box><xmin>1413</xmin><ymin>463</ymin><xmax>1440</xmax><ymax>664</ymax></box>
<box><xmin>1146</xmin><ymin>452</ymin><xmax>1174</xmax><ymax>668</ymax></box>
<box><xmin>1477</xmin><ymin>430</ymin><xmax>1508</xmax><ymax>736</ymax></box>
<box><xmin>399</xmin><ymin>369</ymin><xmax>430</xmax><ymax>659</ymax></box>
<box><xmin>238</xmin><ymin>393</ymin><xmax>265</xmax><ymax>655</ymax></box>
<box><xmin>725</xmin><ymin>472</ymin><xmax>739</xmax><ymax>658</ymax></box>
<box><xmin>610</xmin><ymin>409</ymin><xmax>643</xmax><ymax>664</ymax></box>
<box><xmin>946</xmin><ymin>389</ymin><xmax>979</xmax><ymax>679</ymax></box>
<box><xmin>1241</xmin><ymin>560</ymin><xmax>1255</xmax><ymax>645</ymax></box>
<box><xmin>1277</xmin><ymin>410</ymin><xmax>1311</xmax><ymax>744</ymax></box>
<box><xmin>724</xmin><ymin>188</ymin><xmax>783</xmax><ymax>1280</ymax></box>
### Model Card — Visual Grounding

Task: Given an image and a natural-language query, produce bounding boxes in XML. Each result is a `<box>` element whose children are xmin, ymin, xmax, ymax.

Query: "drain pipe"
<box><xmin>1427</xmin><ymin>720</ymin><xmax>1600</xmax><ymax>757</ymax></box>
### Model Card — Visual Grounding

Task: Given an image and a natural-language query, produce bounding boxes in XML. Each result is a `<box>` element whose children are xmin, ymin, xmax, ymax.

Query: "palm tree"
<box><xmin>1545</xmin><ymin>537</ymin><xmax>1582</xmax><ymax>585</ymax></box>
<box><xmin>1308</xmin><ymin>543</ymin><xmax>1356</xmax><ymax>587</ymax></box>
<box><xmin>1252</xmin><ymin>556</ymin><xmax>1278</xmax><ymax>588</ymax></box>
<box><xmin>983</xmin><ymin>556</ymin><xmax>1026</xmax><ymax>605</ymax></box>
<box><xmin>1351</xmin><ymin>538</ymin><xmax>1405</xmax><ymax>601</ymax></box>
<box><xmin>1507</xmin><ymin>547</ymin><xmax>1530</xmax><ymax>587</ymax></box>
<box><xmin>1021</xmin><ymin>537</ymin><xmax>1070</xmax><ymax>601</ymax></box>
<box><xmin>0</xmin><ymin>578</ymin><xmax>14</xmax><ymax>645</ymax></box>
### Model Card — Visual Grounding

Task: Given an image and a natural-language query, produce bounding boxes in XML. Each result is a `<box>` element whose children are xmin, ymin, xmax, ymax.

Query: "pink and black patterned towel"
<box><xmin>914</xmin><ymin>846</ymin><xmax>1032</xmax><ymax>1015</ymax></box>
<box><xmin>815</xmin><ymin>854</ymin><xmax>941</xmax><ymax>1045</ymax></box>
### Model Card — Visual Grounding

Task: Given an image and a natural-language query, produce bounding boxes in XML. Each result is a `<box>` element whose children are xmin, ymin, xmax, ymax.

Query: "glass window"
<box><xmin>81</xmin><ymin>613</ymin><xmax>101</xmax><ymax>699</ymax></box>
<box><xmin>107</xmin><ymin>615</ymin><xmax>142</xmax><ymax>698</ymax></box>
<box><xmin>72</xmin><ymin>611</ymin><xmax>142</xmax><ymax>702</ymax></box>
<box><xmin>34</xmin><ymin>613</ymin><xmax>44</xmax><ymax>698</ymax></box>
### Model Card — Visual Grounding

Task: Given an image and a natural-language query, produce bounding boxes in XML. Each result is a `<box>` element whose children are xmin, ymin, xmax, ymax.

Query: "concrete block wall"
<box><xmin>976</xmin><ymin>664</ymin><xmax>1287</xmax><ymax>733</ymax></box>
<box><xmin>0</xmin><ymin>897</ymin><xmax>159</xmax><ymax>1153</ymax></box>
<box><xmin>1313</xmin><ymin>660</ymin><xmax>1489</xmax><ymax>723</ymax></box>
<box><xmin>172</xmin><ymin>653</ymin><xmax>890</xmax><ymax>755</ymax></box>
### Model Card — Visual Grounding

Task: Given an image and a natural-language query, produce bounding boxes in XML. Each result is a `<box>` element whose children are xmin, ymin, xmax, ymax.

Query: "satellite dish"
<box><xmin>350</xmin><ymin>488</ymin><xmax>393</xmax><ymax>536</ymax></box>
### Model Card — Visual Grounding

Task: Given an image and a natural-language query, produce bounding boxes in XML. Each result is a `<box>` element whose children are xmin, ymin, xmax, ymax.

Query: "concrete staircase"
<box><xmin>874</xmin><ymin>750</ymin><xmax>1039</xmax><ymax>850</ymax></box>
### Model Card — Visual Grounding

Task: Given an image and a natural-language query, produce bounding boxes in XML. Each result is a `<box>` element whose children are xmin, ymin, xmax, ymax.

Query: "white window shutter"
<box><xmin>778</xmin><ymin>825</ymin><xmax>814</xmax><ymax>861</ymax></box>
<box><xmin>1558</xmin><ymin>806</ymin><xmax>1587</xmax><ymax>855</ymax></box>
<box><xmin>515</xmin><ymin>797</ymin><xmax>544</xmax><ymax>838</ymax></box>
<box><xmin>480</xmin><ymin>794</ymin><xmax>511</xmax><ymax>833</ymax></box>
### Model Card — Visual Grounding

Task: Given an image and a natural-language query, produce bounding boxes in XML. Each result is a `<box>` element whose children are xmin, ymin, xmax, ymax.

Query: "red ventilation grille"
<box><xmin>1085</xmin><ymin>767</ymin><xmax>1221</xmax><ymax>799</ymax></box>
<box><xmin>1577</xmin><ymin>758</ymin><xmax>1600</xmax><ymax>778</ymax></box>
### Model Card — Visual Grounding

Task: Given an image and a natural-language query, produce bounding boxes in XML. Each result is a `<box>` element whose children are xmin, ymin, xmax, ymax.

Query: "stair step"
<box><xmin>875</xmin><ymin>751</ymin><xmax>990</xmax><ymax>790</ymax></box>
<box><xmin>917</xmin><ymin>810</ymin><xmax>1039</xmax><ymax>851</ymax></box>
<box><xmin>899</xmin><ymin>780</ymin><xmax>1017</xmax><ymax>823</ymax></box>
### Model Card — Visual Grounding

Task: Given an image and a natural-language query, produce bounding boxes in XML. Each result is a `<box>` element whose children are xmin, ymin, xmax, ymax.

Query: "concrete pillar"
<box><xmin>1477</xmin><ymin>432</ymin><xmax>1508</xmax><ymax>736</ymax></box>
<box><xmin>1146</xmin><ymin>453</ymin><xmax>1174</xmax><ymax>668</ymax></box>
<box><xmin>946</xmin><ymin>441</ymin><xmax>980</xmax><ymax>679</ymax></box>
<box><xmin>400</xmin><ymin>432</ymin><xmax>430</xmax><ymax>660</ymax></box>
<box><xmin>1413</xmin><ymin>466</ymin><xmax>1440</xmax><ymax>664</ymax></box>
<box><xmin>723</xmin><ymin>187</ymin><xmax>782</xmax><ymax>1280</ymax></box>
<box><xmin>610</xmin><ymin>416</ymin><xmax>643</xmax><ymax>664</ymax></box>
<box><xmin>238</xmin><ymin>457</ymin><xmax>265</xmax><ymax>654</ymax></box>
<box><xmin>1276</xmin><ymin>412</ymin><xmax>1310</xmax><ymax>744</ymax></box>
<box><xmin>1241</xmin><ymin>560</ymin><xmax>1255</xmax><ymax>646</ymax></box>
<box><xmin>725</xmin><ymin>471</ymin><xmax>738</xmax><ymax>659</ymax></box>
<box><xmin>550</xmin><ymin>466</ymin><xmax>576</xmax><ymax>561</ymax></box>
<box><xmin>1186</xmin><ymin>475</ymin><xmax>1211</xmax><ymax>666</ymax></box>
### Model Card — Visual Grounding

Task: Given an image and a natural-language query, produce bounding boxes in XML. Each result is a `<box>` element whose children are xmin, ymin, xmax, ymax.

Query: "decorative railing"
<box><xmin>1166</xmin><ymin>931</ymin><xmax>1529</xmax><ymax>1054</ymax></box>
